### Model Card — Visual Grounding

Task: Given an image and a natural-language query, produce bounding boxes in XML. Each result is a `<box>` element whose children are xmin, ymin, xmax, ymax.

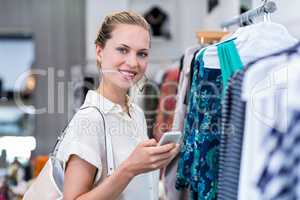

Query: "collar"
<box><xmin>82</xmin><ymin>90</ymin><xmax>134</xmax><ymax>114</ymax></box>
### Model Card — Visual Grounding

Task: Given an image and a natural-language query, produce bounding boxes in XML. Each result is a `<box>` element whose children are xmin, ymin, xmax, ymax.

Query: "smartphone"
<box><xmin>158</xmin><ymin>131</ymin><xmax>182</xmax><ymax>146</ymax></box>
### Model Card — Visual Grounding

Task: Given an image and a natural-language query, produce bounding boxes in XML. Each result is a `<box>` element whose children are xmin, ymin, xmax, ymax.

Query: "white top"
<box><xmin>202</xmin><ymin>22</ymin><xmax>298</xmax><ymax>69</ymax></box>
<box><xmin>287</xmin><ymin>55</ymin><xmax>300</xmax><ymax>111</ymax></box>
<box><xmin>238</xmin><ymin>52</ymin><xmax>300</xmax><ymax>200</ymax></box>
<box><xmin>56</xmin><ymin>90</ymin><xmax>159</xmax><ymax>200</ymax></box>
<box><xmin>239</xmin><ymin>54</ymin><xmax>290</xmax><ymax>200</ymax></box>
<box><xmin>172</xmin><ymin>45</ymin><xmax>201</xmax><ymax>132</ymax></box>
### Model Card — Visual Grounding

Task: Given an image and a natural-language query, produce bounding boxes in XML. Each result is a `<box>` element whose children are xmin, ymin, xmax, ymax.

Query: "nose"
<box><xmin>126</xmin><ymin>53</ymin><xmax>138</xmax><ymax>68</ymax></box>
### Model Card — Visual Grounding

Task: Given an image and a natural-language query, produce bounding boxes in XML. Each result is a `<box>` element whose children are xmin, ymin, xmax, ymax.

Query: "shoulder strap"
<box><xmin>83</xmin><ymin>106</ymin><xmax>115</xmax><ymax>176</ymax></box>
<box><xmin>51</xmin><ymin>106</ymin><xmax>115</xmax><ymax>176</ymax></box>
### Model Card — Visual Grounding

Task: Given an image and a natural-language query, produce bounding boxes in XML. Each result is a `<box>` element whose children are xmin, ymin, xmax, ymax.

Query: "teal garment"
<box><xmin>175</xmin><ymin>42</ymin><xmax>242</xmax><ymax>200</ymax></box>
<box><xmin>217</xmin><ymin>40</ymin><xmax>243</xmax><ymax>91</ymax></box>
<box><xmin>176</xmin><ymin>49</ymin><xmax>222</xmax><ymax>200</ymax></box>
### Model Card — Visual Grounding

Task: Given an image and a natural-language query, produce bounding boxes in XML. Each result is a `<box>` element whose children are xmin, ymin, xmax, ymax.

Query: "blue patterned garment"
<box><xmin>257</xmin><ymin>111</ymin><xmax>300</xmax><ymax>200</ymax></box>
<box><xmin>176</xmin><ymin>49</ymin><xmax>222</xmax><ymax>200</ymax></box>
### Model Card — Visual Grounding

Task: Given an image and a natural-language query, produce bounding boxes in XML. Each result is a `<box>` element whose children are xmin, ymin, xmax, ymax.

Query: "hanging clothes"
<box><xmin>202</xmin><ymin>39</ymin><xmax>244</xmax><ymax>200</ymax></box>
<box><xmin>217</xmin><ymin>42</ymin><xmax>300</xmax><ymax>200</ymax></box>
<box><xmin>217</xmin><ymin>70</ymin><xmax>246</xmax><ymax>200</ymax></box>
<box><xmin>238</xmin><ymin>43</ymin><xmax>300</xmax><ymax>200</ymax></box>
<box><xmin>176</xmin><ymin>49</ymin><xmax>222</xmax><ymax>200</ymax></box>
<box><xmin>173</xmin><ymin>21</ymin><xmax>298</xmax><ymax>200</ymax></box>
<box><xmin>143</xmin><ymin>81</ymin><xmax>160</xmax><ymax>138</ymax></box>
<box><xmin>153</xmin><ymin>67</ymin><xmax>180</xmax><ymax>141</ymax></box>
<box><xmin>175</xmin><ymin>39</ymin><xmax>245</xmax><ymax>199</ymax></box>
<box><xmin>216</xmin><ymin>39</ymin><xmax>243</xmax><ymax>91</ymax></box>
<box><xmin>211</xmin><ymin>22</ymin><xmax>298</xmax><ymax>200</ymax></box>
<box><xmin>144</xmin><ymin>61</ymin><xmax>181</xmax><ymax>139</ymax></box>
<box><xmin>203</xmin><ymin>22</ymin><xmax>298</xmax><ymax>71</ymax></box>
<box><xmin>257</xmin><ymin>112</ymin><xmax>300</xmax><ymax>200</ymax></box>
<box><xmin>164</xmin><ymin>46</ymin><xmax>201</xmax><ymax>200</ymax></box>
<box><xmin>256</xmin><ymin>51</ymin><xmax>300</xmax><ymax>200</ymax></box>
<box><xmin>172</xmin><ymin>46</ymin><xmax>202</xmax><ymax>132</ymax></box>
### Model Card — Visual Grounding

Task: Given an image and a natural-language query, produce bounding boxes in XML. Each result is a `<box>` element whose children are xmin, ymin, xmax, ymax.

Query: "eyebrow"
<box><xmin>119</xmin><ymin>43</ymin><xmax>149</xmax><ymax>51</ymax></box>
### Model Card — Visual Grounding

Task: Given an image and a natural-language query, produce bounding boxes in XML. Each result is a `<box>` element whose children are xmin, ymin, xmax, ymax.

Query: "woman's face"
<box><xmin>96</xmin><ymin>24</ymin><xmax>150</xmax><ymax>90</ymax></box>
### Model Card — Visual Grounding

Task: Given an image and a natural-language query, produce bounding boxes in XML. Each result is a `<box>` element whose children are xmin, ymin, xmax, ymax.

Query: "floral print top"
<box><xmin>176</xmin><ymin>49</ymin><xmax>222</xmax><ymax>200</ymax></box>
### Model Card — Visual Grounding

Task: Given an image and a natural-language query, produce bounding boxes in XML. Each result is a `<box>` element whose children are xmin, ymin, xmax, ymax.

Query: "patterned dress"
<box><xmin>176</xmin><ymin>50</ymin><xmax>222</xmax><ymax>200</ymax></box>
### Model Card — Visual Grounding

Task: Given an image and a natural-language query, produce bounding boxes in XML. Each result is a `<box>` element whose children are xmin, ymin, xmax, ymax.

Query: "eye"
<box><xmin>116</xmin><ymin>47</ymin><xmax>128</xmax><ymax>54</ymax></box>
<box><xmin>138</xmin><ymin>52</ymin><xmax>148</xmax><ymax>58</ymax></box>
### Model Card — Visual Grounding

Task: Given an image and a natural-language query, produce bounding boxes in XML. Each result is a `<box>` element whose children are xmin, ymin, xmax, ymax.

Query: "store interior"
<box><xmin>1</xmin><ymin>0</ymin><xmax>300</xmax><ymax>199</ymax></box>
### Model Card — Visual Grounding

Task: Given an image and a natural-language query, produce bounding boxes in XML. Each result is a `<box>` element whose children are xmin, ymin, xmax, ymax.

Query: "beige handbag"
<box><xmin>23</xmin><ymin>106</ymin><xmax>114</xmax><ymax>200</ymax></box>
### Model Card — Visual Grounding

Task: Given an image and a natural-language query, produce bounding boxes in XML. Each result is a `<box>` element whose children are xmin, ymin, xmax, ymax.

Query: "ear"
<box><xmin>96</xmin><ymin>44</ymin><xmax>103</xmax><ymax>63</ymax></box>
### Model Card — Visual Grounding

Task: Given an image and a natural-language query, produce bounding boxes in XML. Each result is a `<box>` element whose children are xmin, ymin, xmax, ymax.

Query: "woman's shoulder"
<box><xmin>56</xmin><ymin>107</ymin><xmax>105</xmax><ymax>174</ymax></box>
<box><xmin>73</xmin><ymin>106</ymin><xmax>105</xmax><ymax>123</ymax></box>
<box><xmin>65</xmin><ymin>106</ymin><xmax>105</xmax><ymax>135</ymax></box>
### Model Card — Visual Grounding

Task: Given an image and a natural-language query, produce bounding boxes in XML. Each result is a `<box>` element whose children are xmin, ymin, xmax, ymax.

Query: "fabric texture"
<box><xmin>172</xmin><ymin>46</ymin><xmax>201</xmax><ymax>132</ymax></box>
<box><xmin>203</xmin><ymin>22</ymin><xmax>298</xmax><ymax>70</ymax></box>
<box><xmin>257</xmin><ymin>112</ymin><xmax>300</xmax><ymax>200</ymax></box>
<box><xmin>217</xmin><ymin>70</ymin><xmax>246</xmax><ymax>200</ymax></box>
<box><xmin>256</xmin><ymin>53</ymin><xmax>300</xmax><ymax>200</ymax></box>
<box><xmin>238</xmin><ymin>43</ymin><xmax>300</xmax><ymax>200</ymax></box>
<box><xmin>239</xmin><ymin>55</ymin><xmax>290</xmax><ymax>200</ymax></box>
<box><xmin>163</xmin><ymin>46</ymin><xmax>201</xmax><ymax>200</ymax></box>
<box><xmin>176</xmin><ymin>49</ymin><xmax>222</xmax><ymax>200</ymax></box>
<box><xmin>172</xmin><ymin>46</ymin><xmax>200</xmax><ymax>131</ymax></box>
<box><xmin>216</xmin><ymin>40</ymin><xmax>243</xmax><ymax>91</ymax></box>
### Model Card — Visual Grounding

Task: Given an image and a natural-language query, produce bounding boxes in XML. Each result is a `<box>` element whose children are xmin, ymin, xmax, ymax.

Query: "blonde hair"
<box><xmin>95</xmin><ymin>11</ymin><xmax>150</xmax><ymax>46</ymax></box>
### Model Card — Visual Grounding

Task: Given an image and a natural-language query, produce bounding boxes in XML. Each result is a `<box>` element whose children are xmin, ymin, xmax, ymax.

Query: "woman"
<box><xmin>56</xmin><ymin>11</ymin><xmax>179</xmax><ymax>200</ymax></box>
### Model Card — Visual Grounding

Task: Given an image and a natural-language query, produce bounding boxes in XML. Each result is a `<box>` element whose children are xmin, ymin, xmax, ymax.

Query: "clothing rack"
<box><xmin>221</xmin><ymin>0</ymin><xmax>277</xmax><ymax>29</ymax></box>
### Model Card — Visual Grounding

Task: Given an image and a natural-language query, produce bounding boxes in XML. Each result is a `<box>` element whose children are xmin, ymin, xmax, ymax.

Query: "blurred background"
<box><xmin>0</xmin><ymin>0</ymin><xmax>299</xmax><ymax>199</ymax></box>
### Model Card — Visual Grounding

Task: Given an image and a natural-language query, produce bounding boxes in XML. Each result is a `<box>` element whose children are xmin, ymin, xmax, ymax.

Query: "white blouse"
<box><xmin>56</xmin><ymin>90</ymin><xmax>159</xmax><ymax>200</ymax></box>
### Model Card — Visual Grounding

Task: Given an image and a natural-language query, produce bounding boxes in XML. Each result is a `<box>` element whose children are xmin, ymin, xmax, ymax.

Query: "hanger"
<box><xmin>202</xmin><ymin>0</ymin><xmax>297</xmax><ymax>70</ymax></box>
<box><xmin>221</xmin><ymin>0</ymin><xmax>277</xmax><ymax>29</ymax></box>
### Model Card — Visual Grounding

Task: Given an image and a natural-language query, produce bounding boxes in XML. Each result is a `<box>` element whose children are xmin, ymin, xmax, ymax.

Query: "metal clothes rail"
<box><xmin>221</xmin><ymin>1</ymin><xmax>277</xmax><ymax>29</ymax></box>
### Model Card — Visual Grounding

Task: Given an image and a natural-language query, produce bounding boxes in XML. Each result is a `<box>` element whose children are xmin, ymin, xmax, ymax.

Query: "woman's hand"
<box><xmin>121</xmin><ymin>139</ymin><xmax>180</xmax><ymax>177</ymax></box>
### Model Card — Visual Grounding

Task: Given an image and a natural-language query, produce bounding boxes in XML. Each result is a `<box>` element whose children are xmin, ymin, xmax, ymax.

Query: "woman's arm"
<box><xmin>63</xmin><ymin>155</ymin><xmax>133</xmax><ymax>200</ymax></box>
<box><xmin>63</xmin><ymin>139</ymin><xmax>179</xmax><ymax>200</ymax></box>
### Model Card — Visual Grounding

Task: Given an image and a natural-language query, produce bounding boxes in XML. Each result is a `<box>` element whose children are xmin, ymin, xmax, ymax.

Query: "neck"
<box><xmin>97</xmin><ymin>80</ymin><xmax>128</xmax><ymax>108</ymax></box>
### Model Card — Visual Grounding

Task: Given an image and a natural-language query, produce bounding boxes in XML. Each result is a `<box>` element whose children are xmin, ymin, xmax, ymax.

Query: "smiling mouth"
<box><xmin>118</xmin><ymin>69</ymin><xmax>137</xmax><ymax>81</ymax></box>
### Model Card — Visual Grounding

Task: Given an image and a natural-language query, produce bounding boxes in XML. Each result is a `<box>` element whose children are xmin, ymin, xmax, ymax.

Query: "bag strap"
<box><xmin>86</xmin><ymin>106</ymin><xmax>115</xmax><ymax>176</ymax></box>
<box><xmin>50</xmin><ymin>106</ymin><xmax>115</xmax><ymax>176</ymax></box>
